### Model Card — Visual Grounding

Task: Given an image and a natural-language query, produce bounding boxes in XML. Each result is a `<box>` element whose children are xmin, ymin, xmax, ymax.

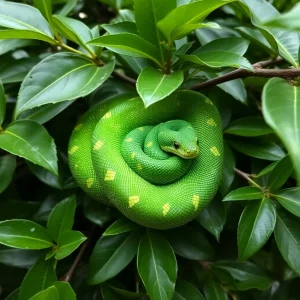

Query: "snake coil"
<box><xmin>68</xmin><ymin>91</ymin><xmax>223</xmax><ymax>229</ymax></box>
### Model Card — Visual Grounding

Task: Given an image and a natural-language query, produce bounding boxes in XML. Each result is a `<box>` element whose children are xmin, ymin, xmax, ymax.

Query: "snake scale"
<box><xmin>68</xmin><ymin>91</ymin><xmax>223</xmax><ymax>229</ymax></box>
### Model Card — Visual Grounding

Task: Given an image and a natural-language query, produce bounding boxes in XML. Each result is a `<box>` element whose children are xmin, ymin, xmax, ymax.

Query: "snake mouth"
<box><xmin>178</xmin><ymin>151</ymin><xmax>199</xmax><ymax>159</ymax></box>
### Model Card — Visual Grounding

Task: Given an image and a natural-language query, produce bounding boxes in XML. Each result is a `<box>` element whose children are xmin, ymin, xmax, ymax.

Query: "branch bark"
<box><xmin>189</xmin><ymin>57</ymin><xmax>300</xmax><ymax>91</ymax></box>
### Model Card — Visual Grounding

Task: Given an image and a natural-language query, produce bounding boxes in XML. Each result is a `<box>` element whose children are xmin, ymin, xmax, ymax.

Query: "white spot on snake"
<box><xmin>138</xmin><ymin>127</ymin><xmax>144</xmax><ymax>131</ymax></box>
<box><xmin>104</xmin><ymin>170</ymin><xmax>116</xmax><ymax>181</ymax></box>
<box><xmin>93</xmin><ymin>140</ymin><xmax>104</xmax><ymax>150</ymax></box>
<box><xmin>125</xmin><ymin>138</ymin><xmax>133</xmax><ymax>142</ymax></box>
<box><xmin>192</xmin><ymin>195</ymin><xmax>199</xmax><ymax>210</ymax></box>
<box><xmin>205</xmin><ymin>98</ymin><xmax>213</xmax><ymax>105</ymax></box>
<box><xmin>129</xmin><ymin>196</ymin><xmax>139</xmax><ymax>208</ymax></box>
<box><xmin>210</xmin><ymin>146</ymin><xmax>221</xmax><ymax>156</ymax></box>
<box><xmin>87</xmin><ymin>178</ymin><xmax>94</xmax><ymax>188</ymax></box>
<box><xmin>131</xmin><ymin>152</ymin><xmax>136</xmax><ymax>159</ymax></box>
<box><xmin>162</xmin><ymin>203</ymin><xmax>170</xmax><ymax>216</ymax></box>
<box><xmin>207</xmin><ymin>118</ymin><xmax>217</xmax><ymax>126</ymax></box>
<box><xmin>146</xmin><ymin>141</ymin><xmax>153</xmax><ymax>148</ymax></box>
<box><xmin>102</xmin><ymin>111</ymin><xmax>112</xmax><ymax>119</ymax></box>
<box><xmin>137</xmin><ymin>163</ymin><xmax>142</xmax><ymax>170</ymax></box>
<box><xmin>74</xmin><ymin>123</ymin><xmax>83</xmax><ymax>131</ymax></box>
<box><xmin>68</xmin><ymin>146</ymin><xmax>79</xmax><ymax>155</ymax></box>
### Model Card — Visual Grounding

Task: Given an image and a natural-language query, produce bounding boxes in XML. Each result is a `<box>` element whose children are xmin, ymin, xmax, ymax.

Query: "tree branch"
<box><xmin>113</xmin><ymin>71</ymin><xmax>137</xmax><ymax>85</ymax></box>
<box><xmin>189</xmin><ymin>57</ymin><xmax>300</xmax><ymax>91</ymax></box>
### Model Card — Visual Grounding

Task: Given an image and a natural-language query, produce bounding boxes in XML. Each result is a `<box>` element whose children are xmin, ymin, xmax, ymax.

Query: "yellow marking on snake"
<box><xmin>104</xmin><ymin>170</ymin><xmax>116</xmax><ymax>181</ymax></box>
<box><xmin>207</xmin><ymin>118</ymin><xmax>217</xmax><ymax>126</ymax></box>
<box><xmin>162</xmin><ymin>203</ymin><xmax>170</xmax><ymax>216</ymax></box>
<box><xmin>138</xmin><ymin>127</ymin><xmax>144</xmax><ymax>131</ymax></box>
<box><xmin>74</xmin><ymin>123</ymin><xmax>83</xmax><ymax>131</ymax></box>
<box><xmin>210</xmin><ymin>146</ymin><xmax>221</xmax><ymax>156</ymax></box>
<box><xmin>93</xmin><ymin>140</ymin><xmax>104</xmax><ymax>150</ymax></box>
<box><xmin>146</xmin><ymin>141</ymin><xmax>153</xmax><ymax>148</ymax></box>
<box><xmin>131</xmin><ymin>152</ymin><xmax>136</xmax><ymax>159</ymax></box>
<box><xmin>205</xmin><ymin>98</ymin><xmax>213</xmax><ymax>105</ymax></box>
<box><xmin>192</xmin><ymin>195</ymin><xmax>199</xmax><ymax>210</ymax></box>
<box><xmin>137</xmin><ymin>163</ymin><xmax>142</xmax><ymax>170</ymax></box>
<box><xmin>129</xmin><ymin>196</ymin><xmax>140</xmax><ymax>208</ymax></box>
<box><xmin>125</xmin><ymin>138</ymin><xmax>133</xmax><ymax>142</ymax></box>
<box><xmin>102</xmin><ymin>111</ymin><xmax>112</xmax><ymax>119</ymax></box>
<box><xmin>68</xmin><ymin>146</ymin><xmax>79</xmax><ymax>155</ymax></box>
<box><xmin>86</xmin><ymin>178</ymin><xmax>94</xmax><ymax>188</ymax></box>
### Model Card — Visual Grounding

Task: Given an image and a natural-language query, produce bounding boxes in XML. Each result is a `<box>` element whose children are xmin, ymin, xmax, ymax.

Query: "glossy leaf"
<box><xmin>0</xmin><ymin>219</ymin><xmax>53</xmax><ymax>249</ymax></box>
<box><xmin>137</xmin><ymin>67</ymin><xmax>184</xmax><ymax>107</ymax></box>
<box><xmin>102</xmin><ymin>21</ymin><xmax>137</xmax><ymax>35</ymax></box>
<box><xmin>197</xmin><ymin>196</ymin><xmax>226</xmax><ymax>241</ymax></box>
<box><xmin>0</xmin><ymin>29</ymin><xmax>54</xmax><ymax>43</ymax></box>
<box><xmin>87</xmin><ymin>230</ymin><xmax>141</xmax><ymax>284</ymax></box>
<box><xmin>275</xmin><ymin>208</ymin><xmax>300</xmax><ymax>275</ymax></box>
<box><xmin>138</xmin><ymin>229</ymin><xmax>177</xmax><ymax>300</ymax></box>
<box><xmin>55</xmin><ymin>230</ymin><xmax>86</xmax><ymax>260</ymax></box>
<box><xmin>56</xmin><ymin>0</ymin><xmax>77</xmax><ymax>16</ymax></box>
<box><xmin>103</xmin><ymin>218</ymin><xmax>140</xmax><ymax>236</ymax></box>
<box><xmin>54</xmin><ymin>282</ymin><xmax>76</xmax><ymax>300</ymax></box>
<box><xmin>47</xmin><ymin>195</ymin><xmax>76</xmax><ymax>242</ymax></box>
<box><xmin>274</xmin><ymin>188</ymin><xmax>300</xmax><ymax>218</ymax></box>
<box><xmin>0</xmin><ymin>248</ymin><xmax>39</xmax><ymax>269</ymax></box>
<box><xmin>0</xmin><ymin>155</ymin><xmax>16</xmax><ymax>194</ymax></box>
<box><xmin>88</xmin><ymin>33</ymin><xmax>162</xmax><ymax>67</ymax></box>
<box><xmin>263</xmin><ymin>78</ymin><xmax>300</xmax><ymax>180</ymax></box>
<box><xmin>238</xmin><ymin>198</ymin><xmax>276</xmax><ymax>261</ymax></box>
<box><xmin>173</xmin><ymin>279</ymin><xmax>205</xmax><ymax>300</ymax></box>
<box><xmin>30</xmin><ymin>286</ymin><xmax>59</xmax><ymax>300</ymax></box>
<box><xmin>15</xmin><ymin>53</ymin><xmax>114</xmax><ymax>117</ymax></box>
<box><xmin>223</xmin><ymin>187</ymin><xmax>263</xmax><ymax>202</ymax></box>
<box><xmin>135</xmin><ymin>0</ymin><xmax>175</xmax><ymax>62</ymax></box>
<box><xmin>0</xmin><ymin>2</ymin><xmax>54</xmax><ymax>43</ymax></box>
<box><xmin>0</xmin><ymin>120</ymin><xmax>58</xmax><ymax>175</ymax></box>
<box><xmin>19</xmin><ymin>256</ymin><xmax>57</xmax><ymax>300</ymax></box>
<box><xmin>33</xmin><ymin>0</ymin><xmax>52</xmax><ymax>24</ymax></box>
<box><xmin>157</xmin><ymin>0</ymin><xmax>235</xmax><ymax>41</ymax></box>
<box><xmin>0</xmin><ymin>39</ymin><xmax>36</xmax><ymax>56</ymax></box>
<box><xmin>212</xmin><ymin>261</ymin><xmax>272</xmax><ymax>290</ymax></box>
<box><xmin>0</xmin><ymin>80</ymin><xmax>5</xmax><ymax>125</ymax></box>
<box><xmin>224</xmin><ymin>117</ymin><xmax>273</xmax><ymax>137</ymax></box>
<box><xmin>101</xmin><ymin>283</ymin><xmax>142</xmax><ymax>299</ymax></box>
<box><xmin>204</xmin><ymin>278</ymin><xmax>228</xmax><ymax>300</ymax></box>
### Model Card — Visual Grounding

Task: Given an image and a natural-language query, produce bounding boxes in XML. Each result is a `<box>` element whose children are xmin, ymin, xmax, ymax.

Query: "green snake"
<box><xmin>68</xmin><ymin>91</ymin><xmax>223</xmax><ymax>229</ymax></box>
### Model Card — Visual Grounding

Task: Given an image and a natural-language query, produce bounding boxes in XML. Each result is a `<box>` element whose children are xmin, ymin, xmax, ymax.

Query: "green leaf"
<box><xmin>204</xmin><ymin>278</ymin><xmax>228</xmax><ymax>300</ymax></box>
<box><xmin>137</xmin><ymin>67</ymin><xmax>184</xmax><ymax>107</ymax></box>
<box><xmin>255</xmin><ymin>161</ymin><xmax>279</xmax><ymax>178</ymax></box>
<box><xmin>138</xmin><ymin>229</ymin><xmax>177</xmax><ymax>300</ymax></box>
<box><xmin>0</xmin><ymin>120</ymin><xmax>58</xmax><ymax>175</ymax></box>
<box><xmin>15</xmin><ymin>53</ymin><xmax>114</xmax><ymax>117</ymax></box>
<box><xmin>238</xmin><ymin>198</ymin><xmax>276</xmax><ymax>261</ymax></box>
<box><xmin>224</xmin><ymin>117</ymin><xmax>273</xmax><ymax>137</ymax></box>
<box><xmin>54</xmin><ymin>282</ymin><xmax>76</xmax><ymax>300</ymax></box>
<box><xmin>0</xmin><ymin>248</ymin><xmax>39</xmax><ymax>269</ymax></box>
<box><xmin>101</xmin><ymin>283</ymin><xmax>142</xmax><ymax>299</ymax></box>
<box><xmin>179</xmin><ymin>51</ymin><xmax>253</xmax><ymax>71</ymax></box>
<box><xmin>274</xmin><ymin>188</ymin><xmax>300</xmax><ymax>218</ymax></box>
<box><xmin>263</xmin><ymin>4</ymin><xmax>300</xmax><ymax>30</ymax></box>
<box><xmin>0</xmin><ymin>39</ymin><xmax>36</xmax><ymax>56</ymax></box>
<box><xmin>0</xmin><ymin>80</ymin><xmax>5</xmax><ymax>125</ymax></box>
<box><xmin>267</xmin><ymin>155</ymin><xmax>293</xmax><ymax>190</ymax></box>
<box><xmin>47</xmin><ymin>195</ymin><xmax>76</xmax><ymax>242</ymax></box>
<box><xmin>263</xmin><ymin>78</ymin><xmax>300</xmax><ymax>180</ymax></box>
<box><xmin>0</xmin><ymin>155</ymin><xmax>16</xmax><ymax>194</ymax></box>
<box><xmin>0</xmin><ymin>219</ymin><xmax>53</xmax><ymax>249</ymax></box>
<box><xmin>157</xmin><ymin>0</ymin><xmax>236</xmax><ymax>41</ymax></box>
<box><xmin>212</xmin><ymin>260</ymin><xmax>272</xmax><ymax>290</ymax></box>
<box><xmin>55</xmin><ymin>230</ymin><xmax>86</xmax><ymax>260</ymax></box>
<box><xmin>5</xmin><ymin>288</ymin><xmax>19</xmax><ymax>300</ymax></box>
<box><xmin>223</xmin><ymin>187</ymin><xmax>263</xmax><ymax>202</ymax></box>
<box><xmin>52</xmin><ymin>15</ymin><xmax>93</xmax><ymax>51</ymax></box>
<box><xmin>19</xmin><ymin>256</ymin><xmax>57</xmax><ymax>300</ymax></box>
<box><xmin>173</xmin><ymin>279</ymin><xmax>205</xmax><ymax>300</ymax></box>
<box><xmin>0</xmin><ymin>2</ymin><xmax>54</xmax><ymax>43</ymax></box>
<box><xmin>33</xmin><ymin>0</ymin><xmax>52</xmax><ymax>25</ymax></box>
<box><xmin>220</xmin><ymin>143</ymin><xmax>235</xmax><ymax>196</ymax></box>
<box><xmin>29</xmin><ymin>286</ymin><xmax>59</xmax><ymax>300</ymax></box>
<box><xmin>197</xmin><ymin>195</ymin><xmax>226</xmax><ymax>241</ymax></box>
<box><xmin>102</xmin><ymin>21</ymin><xmax>137</xmax><ymax>35</ymax></box>
<box><xmin>103</xmin><ymin>218</ymin><xmax>140</xmax><ymax>236</ymax></box>
<box><xmin>275</xmin><ymin>207</ymin><xmax>300</xmax><ymax>275</ymax></box>
<box><xmin>0</xmin><ymin>29</ymin><xmax>54</xmax><ymax>43</ymax></box>
<box><xmin>88</xmin><ymin>33</ymin><xmax>162</xmax><ymax>67</ymax></box>
<box><xmin>229</xmin><ymin>139</ymin><xmax>285</xmax><ymax>161</ymax></box>
<box><xmin>135</xmin><ymin>0</ymin><xmax>175</xmax><ymax>62</ymax></box>
<box><xmin>87</xmin><ymin>230</ymin><xmax>141</xmax><ymax>284</ymax></box>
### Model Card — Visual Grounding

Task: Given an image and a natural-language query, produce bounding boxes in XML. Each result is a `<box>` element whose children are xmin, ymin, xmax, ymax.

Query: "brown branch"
<box><xmin>189</xmin><ymin>57</ymin><xmax>299</xmax><ymax>91</ymax></box>
<box><xmin>113</xmin><ymin>71</ymin><xmax>137</xmax><ymax>85</ymax></box>
<box><xmin>61</xmin><ymin>226</ymin><xmax>95</xmax><ymax>282</ymax></box>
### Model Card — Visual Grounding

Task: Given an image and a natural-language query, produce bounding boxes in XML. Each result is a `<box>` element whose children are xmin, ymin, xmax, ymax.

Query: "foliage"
<box><xmin>0</xmin><ymin>0</ymin><xmax>300</xmax><ymax>299</ymax></box>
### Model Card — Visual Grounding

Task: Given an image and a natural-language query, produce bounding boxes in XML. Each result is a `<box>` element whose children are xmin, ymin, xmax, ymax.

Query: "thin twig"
<box><xmin>189</xmin><ymin>57</ymin><xmax>297</xmax><ymax>91</ymax></box>
<box><xmin>234</xmin><ymin>168</ymin><xmax>261</xmax><ymax>188</ymax></box>
<box><xmin>113</xmin><ymin>71</ymin><xmax>137</xmax><ymax>85</ymax></box>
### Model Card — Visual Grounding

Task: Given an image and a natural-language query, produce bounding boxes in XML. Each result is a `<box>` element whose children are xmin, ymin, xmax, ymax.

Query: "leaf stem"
<box><xmin>234</xmin><ymin>168</ymin><xmax>261</xmax><ymax>189</ymax></box>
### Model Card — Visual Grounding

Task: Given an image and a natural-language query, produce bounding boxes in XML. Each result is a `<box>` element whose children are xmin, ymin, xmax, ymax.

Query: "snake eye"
<box><xmin>174</xmin><ymin>142</ymin><xmax>180</xmax><ymax>149</ymax></box>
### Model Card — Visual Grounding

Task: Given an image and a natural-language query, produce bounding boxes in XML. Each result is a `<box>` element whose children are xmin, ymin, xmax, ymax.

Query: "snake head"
<box><xmin>158</xmin><ymin>120</ymin><xmax>199</xmax><ymax>159</ymax></box>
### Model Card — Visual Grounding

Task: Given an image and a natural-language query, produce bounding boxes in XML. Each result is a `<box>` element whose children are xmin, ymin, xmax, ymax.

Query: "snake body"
<box><xmin>68</xmin><ymin>91</ymin><xmax>223</xmax><ymax>229</ymax></box>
